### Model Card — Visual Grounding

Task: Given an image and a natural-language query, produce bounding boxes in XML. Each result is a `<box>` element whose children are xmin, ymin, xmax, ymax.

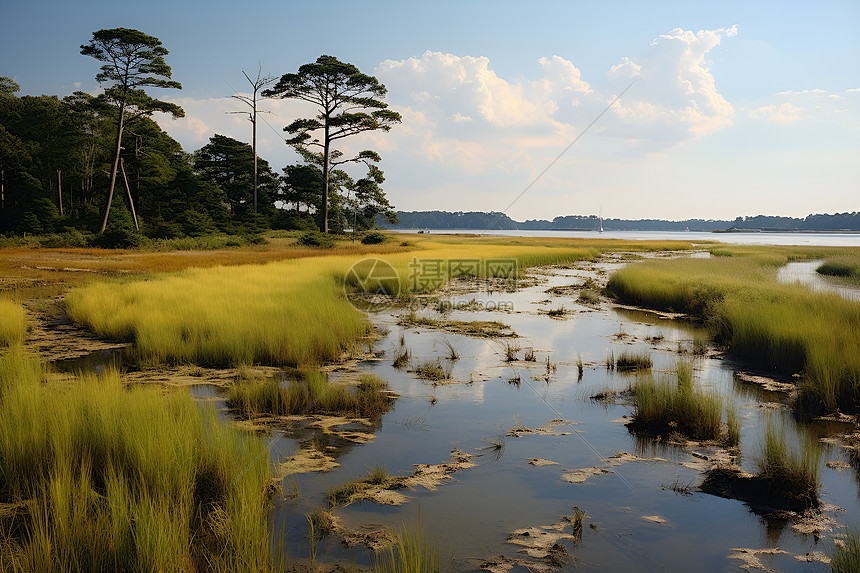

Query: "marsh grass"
<box><xmin>373</xmin><ymin>523</ymin><xmax>439</xmax><ymax>573</ymax></box>
<box><xmin>413</xmin><ymin>360</ymin><xmax>450</xmax><ymax>381</ymax></box>
<box><xmin>607</xmin><ymin>253</ymin><xmax>860</xmax><ymax>416</ymax></box>
<box><xmin>576</xmin><ymin>355</ymin><xmax>585</xmax><ymax>379</ymax></box>
<box><xmin>832</xmin><ymin>526</ymin><xmax>860</xmax><ymax>573</ymax></box>
<box><xmin>399</xmin><ymin>314</ymin><xmax>516</xmax><ymax>339</ymax></box>
<box><xmin>0</xmin><ymin>347</ymin><xmax>272</xmax><ymax>571</ymax></box>
<box><xmin>327</xmin><ymin>465</ymin><xmax>392</xmax><ymax>508</ymax></box>
<box><xmin>817</xmin><ymin>256</ymin><xmax>860</xmax><ymax>283</ymax></box>
<box><xmin>64</xmin><ymin>237</ymin><xmax>681</xmax><ymax>369</ymax></box>
<box><xmin>546</xmin><ymin>306</ymin><xmax>566</xmax><ymax>317</ymax></box>
<box><xmin>615</xmin><ymin>351</ymin><xmax>653</xmax><ymax>372</ymax></box>
<box><xmin>393</xmin><ymin>347</ymin><xmax>411</xmax><ymax>369</ymax></box>
<box><xmin>503</xmin><ymin>342</ymin><xmax>520</xmax><ymax>362</ymax></box>
<box><xmin>0</xmin><ymin>299</ymin><xmax>26</xmax><ymax>347</ymax></box>
<box><xmin>67</xmin><ymin>257</ymin><xmax>372</xmax><ymax>368</ymax></box>
<box><xmin>578</xmin><ymin>290</ymin><xmax>600</xmax><ymax>305</ymax></box>
<box><xmin>630</xmin><ymin>362</ymin><xmax>733</xmax><ymax>443</ymax></box>
<box><xmin>227</xmin><ymin>370</ymin><xmax>392</xmax><ymax>419</ymax></box>
<box><xmin>437</xmin><ymin>337</ymin><xmax>459</xmax><ymax>361</ymax></box>
<box><xmin>523</xmin><ymin>348</ymin><xmax>536</xmax><ymax>362</ymax></box>
<box><xmin>755</xmin><ymin>416</ymin><xmax>821</xmax><ymax>507</ymax></box>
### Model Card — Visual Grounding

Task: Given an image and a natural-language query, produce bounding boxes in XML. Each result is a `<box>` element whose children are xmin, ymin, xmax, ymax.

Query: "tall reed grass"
<box><xmin>607</xmin><ymin>255</ymin><xmax>860</xmax><ymax>415</ymax></box>
<box><xmin>0</xmin><ymin>299</ymin><xmax>26</xmax><ymax>347</ymax></box>
<box><xmin>373</xmin><ymin>523</ymin><xmax>439</xmax><ymax>573</ymax></box>
<box><xmin>832</xmin><ymin>526</ymin><xmax>860</xmax><ymax>573</ymax></box>
<box><xmin>0</xmin><ymin>347</ymin><xmax>272</xmax><ymax>571</ymax></box>
<box><xmin>226</xmin><ymin>371</ymin><xmax>392</xmax><ymax>419</ymax></box>
<box><xmin>755</xmin><ymin>415</ymin><xmax>821</xmax><ymax>507</ymax></box>
<box><xmin>630</xmin><ymin>361</ymin><xmax>737</xmax><ymax>444</ymax></box>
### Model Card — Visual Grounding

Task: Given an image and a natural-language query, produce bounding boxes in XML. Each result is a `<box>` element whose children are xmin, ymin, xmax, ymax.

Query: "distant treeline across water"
<box><xmin>378</xmin><ymin>211</ymin><xmax>860</xmax><ymax>232</ymax></box>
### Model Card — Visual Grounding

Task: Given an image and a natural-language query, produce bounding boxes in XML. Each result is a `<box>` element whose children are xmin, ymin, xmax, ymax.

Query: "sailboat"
<box><xmin>599</xmin><ymin>205</ymin><xmax>604</xmax><ymax>233</ymax></box>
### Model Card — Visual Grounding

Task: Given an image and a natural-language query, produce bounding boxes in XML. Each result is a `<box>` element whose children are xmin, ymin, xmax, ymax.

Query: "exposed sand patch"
<box><xmin>277</xmin><ymin>447</ymin><xmax>339</xmax><ymax>477</ymax></box>
<box><xmin>339</xmin><ymin>449</ymin><xmax>477</xmax><ymax>507</ymax></box>
<box><xmin>562</xmin><ymin>451</ymin><xmax>667</xmax><ymax>484</ymax></box>
<box><xmin>734</xmin><ymin>372</ymin><xmax>796</xmax><ymax>393</ymax></box>
<box><xmin>529</xmin><ymin>458</ymin><xmax>559</xmax><ymax>466</ymax></box>
<box><xmin>641</xmin><ymin>515</ymin><xmax>669</xmax><ymax>525</ymax></box>
<box><xmin>508</xmin><ymin>419</ymin><xmax>581</xmax><ymax>438</ymax></box>
<box><xmin>329</xmin><ymin>515</ymin><xmax>394</xmax><ymax>551</ymax></box>
<box><xmin>727</xmin><ymin>547</ymin><xmax>790</xmax><ymax>572</ymax></box>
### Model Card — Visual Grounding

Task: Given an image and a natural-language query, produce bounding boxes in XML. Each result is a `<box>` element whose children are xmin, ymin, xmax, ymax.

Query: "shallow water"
<box><xmin>269</xmin><ymin>262</ymin><xmax>859</xmax><ymax>572</ymax></box>
<box><xmin>776</xmin><ymin>260</ymin><xmax>860</xmax><ymax>302</ymax></box>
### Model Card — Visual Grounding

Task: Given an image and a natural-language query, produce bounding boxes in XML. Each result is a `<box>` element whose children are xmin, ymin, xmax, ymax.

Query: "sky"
<box><xmin>2</xmin><ymin>0</ymin><xmax>858</xmax><ymax>221</ymax></box>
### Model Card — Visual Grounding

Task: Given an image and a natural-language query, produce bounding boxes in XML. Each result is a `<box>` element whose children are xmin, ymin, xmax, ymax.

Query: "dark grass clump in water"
<box><xmin>373</xmin><ymin>522</ymin><xmax>439</xmax><ymax>573</ymax></box>
<box><xmin>629</xmin><ymin>361</ymin><xmax>738</xmax><ymax>445</ymax></box>
<box><xmin>832</xmin><ymin>526</ymin><xmax>860</xmax><ymax>573</ymax></box>
<box><xmin>326</xmin><ymin>465</ymin><xmax>392</xmax><ymax>508</ymax></box>
<box><xmin>615</xmin><ymin>351</ymin><xmax>653</xmax><ymax>372</ymax></box>
<box><xmin>0</xmin><ymin>347</ymin><xmax>272</xmax><ymax>571</ymax></box>
<box><xmin>755</xmin><ymin>417</ymin><xmax>821</xmax><ymax>508</ymax></box>
<box><xmin>227</xmin><ymin>370</ymin><xmax>393</xmax><ymax>419</ymax></box>
<box><xmin>817</xmin><ymin>258</ymin><xmax>859</xmax><ymax>280</ymax></box>
<box><xmin>413</xmin><ymin>360</ymin><xmax>450</xmax><ymax>381</ymax></box>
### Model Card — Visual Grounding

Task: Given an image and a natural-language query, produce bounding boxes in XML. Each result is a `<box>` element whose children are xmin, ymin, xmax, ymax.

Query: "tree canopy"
<box><xmin>81</xmin><ymin>28</ymin><xmax>184</xmax><ymax>234</ymax></box>
<box><xmin>264</xmin><ymin>55</ymin><xmax>401</xmax><ymax>232</ymax></box>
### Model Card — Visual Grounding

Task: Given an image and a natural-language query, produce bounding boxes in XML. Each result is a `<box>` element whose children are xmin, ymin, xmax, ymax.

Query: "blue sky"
<box><xmin>2</xmin><ymin>0</ymin><xmax>858</xmax><ymax>220</ymax></box>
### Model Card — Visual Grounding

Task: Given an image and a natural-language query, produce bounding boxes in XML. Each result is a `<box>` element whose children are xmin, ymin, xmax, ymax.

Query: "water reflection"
<box><xmin>776</xmin><ymin>260</ymin><xmax>860</xmax><ymax>301</ymax></box>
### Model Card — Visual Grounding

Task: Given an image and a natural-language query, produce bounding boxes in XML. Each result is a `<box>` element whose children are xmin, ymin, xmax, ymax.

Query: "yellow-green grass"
<box><xmin>66</xmin><ymin>238</ymin><xmax>691</xmax><ymax>368</ymax></box>
<box><xmin>755</xmin><ymin>415</ymin><xmax>821</xmax><ymax>507</ymax></box>
<box><xmin>373</xmin><ymin>523</ymin><xmax>439</xmax><ymax>573</ymax></box>
<box><xmin>832</xmin><ymin>526</ymin><xmax>860</xmax><ymax>573</ymax></box>
<box><xmin>630</xmin><ymin>362</ymin><xmax>738</xmax><ymax>444</ymax></box>
<box><xmin>227</xmin><ymin>371</ymin><xmax>392</xmax><ymax>420</ymax></box>
<box><xmin>0</xmin><ymin>347</ymin><xmax>272</xmax><ymax>571</ymax></box>
<box><xmin>607</xmin><ymin>255</ymin><xmax>860</xmax><ymax>415</ymax></box>
<box><xmin>817</xmin><ymin>255</ymin><xmax>860</xmax><ymax>285</ymax></box>
<box><xmin>0</xmin><ymin>299</ymin><xmax>26</xmax><ymax>347</ymax></box>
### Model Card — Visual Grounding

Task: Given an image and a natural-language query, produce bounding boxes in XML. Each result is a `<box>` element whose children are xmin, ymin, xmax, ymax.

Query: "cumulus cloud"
<box><xmin>777</xmin><ymin>88</ymin><xmax>826</xmax><ymax>96</ymax></box>
<box><xmin>375</xmin><ymin>26</ymin><xmax>737</xmax><ymax>174</ymax></box>
<box><xmin>749</xmin><ymin>102</ymin><xmax>805</xmax><ymax>123</ymax></box>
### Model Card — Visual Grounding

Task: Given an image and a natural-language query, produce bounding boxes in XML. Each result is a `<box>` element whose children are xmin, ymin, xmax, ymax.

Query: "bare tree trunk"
<box><xmin>100</xmin><ymin>105</ymin><xmax>125</xmax><ymax>235</ymax></box>
<box><xmin>253</xmin><ymin>110</ymin><xmax>258</xmax><ymax>213</ymax></box>
<box><xmin>57</xmin><ymin>170</ymin><xmax>63</xmax><ymax>216</ymax></box>
<box><xmin>120</xmin><ymin>158</ymin><xmax>139</xmax><ymax>231</ymax></box>
<box><xmin>323</xmin><ymin>123</ymin><xmax>330</xmax><ymax>234</ymax></box>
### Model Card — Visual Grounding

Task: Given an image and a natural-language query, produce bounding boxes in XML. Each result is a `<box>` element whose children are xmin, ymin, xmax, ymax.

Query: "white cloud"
<box><xmin>375</xmin><ymin>26</ymin><xmax>737</xmax><ymax>176</ymax></box>
<box><xmin>847</xmin><ymin>88</ymin><xmax>860</xmax><ymax>93</ymax></box>
<box><xmin>777</xmin><ymin>88</ymin><xmax>827</xmax><ymax>96</ymax></box>
<box><xmin>749</xmin><ymin>102</ymin><xmax>805</xmax><ymax>124</ymax></box>
<box><xmin>607</xmin><ymin>57</ymin><xmax>641</xmax><ymax>80</ymax></box>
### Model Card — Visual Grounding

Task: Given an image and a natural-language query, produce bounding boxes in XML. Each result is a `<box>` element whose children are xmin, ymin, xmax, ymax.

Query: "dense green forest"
<box><xmin>0</xmin><ymin>31</ymin><xmax>399</xmax><ymax>247</ymax></box>
<box><xmin>380</xmin><ymin>211</ymin><xmax>860</xmax><ymax>232</ymax></box>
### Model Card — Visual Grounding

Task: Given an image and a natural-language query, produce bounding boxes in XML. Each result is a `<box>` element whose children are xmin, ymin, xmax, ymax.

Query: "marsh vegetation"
<box><xmin>3</xmin><ymin>233</ymin><xmax>859</xmax><ymax>573</ymax></box>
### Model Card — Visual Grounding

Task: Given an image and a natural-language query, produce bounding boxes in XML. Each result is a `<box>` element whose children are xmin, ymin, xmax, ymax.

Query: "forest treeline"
<box><xmin>0</xmin><ymin>84</ymin><xmax>396</xmax><ymax>247</ymax></box>
<box><xmin>380</xmin><ymin>211</ymin><xmax>860</xmax><ymax>232</ymax></box>
<box><xmin>0</xmin><ymin>32</ymin><xmax>399</xmax><ymax>247</ymax></box>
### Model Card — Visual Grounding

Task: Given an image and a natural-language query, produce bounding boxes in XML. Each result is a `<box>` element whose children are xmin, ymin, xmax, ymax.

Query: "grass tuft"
<box><xmin>374</xmin><ymin>523</ymin><xmax>440</xmax><ymax>573</ymax></box>
<box><xmin>832</xmin><ymin>526</ymin><xmax>860</xmax><ymax>573</ymax></box>
<box><xmin>0</xmin><ymin>299</ymin><xmax>26</xmax><ymax>347</ymax></box>
<box><xmin>615</xmin><ymin>351</ymin><xmax>653</xmax><ymax>372</ymax></box>
<box><xmin>0</xmin><ymin>348</ymin><xmax>272</xmax><ymax>571</ymax></box>
<box><xmin>227</xmin><ymin>370</ymin><xmax>392</xmax><ymax>419</ymax></box>
<box><xmin>755</xmin><ymin>416</ymin><xmax>821</xmax><ymax>507</ymax></box>
<box><xmin>630</xmin><ymin>362</ymin><xmax>733</xmax><ymax>444</ymax></box>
